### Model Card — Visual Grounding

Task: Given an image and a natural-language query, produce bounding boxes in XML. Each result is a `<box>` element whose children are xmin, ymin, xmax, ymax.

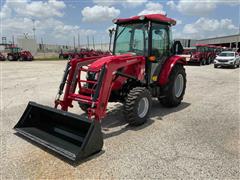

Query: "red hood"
<box><xmin>20</xmin><ymin>51</ymin><xmax>33</xmax><ymax>57</ymax></box>
<box><xmin>89</xmin><ymin>54</ymin><xmax>136</xmax><ymax>70</ymax></box>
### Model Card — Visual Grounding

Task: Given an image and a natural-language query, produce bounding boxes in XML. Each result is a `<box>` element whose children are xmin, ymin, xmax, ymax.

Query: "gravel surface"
<box><xmin>1</xmin><ymin>61</ymin><xmax>239</xmax><ymax>179</ymax></box>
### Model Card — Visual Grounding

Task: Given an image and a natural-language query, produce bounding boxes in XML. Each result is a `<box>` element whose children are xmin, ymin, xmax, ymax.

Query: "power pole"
<box><xmin>32</xmin><ymin>19</ymin><xmax>36</xmax><ymax>40</ymax></box>
<box><xmin>87</xmin><ymin>36</ymin><xmax>89</xmax><ymax>49</ymax></box>
<box><xmin>73</xmin><ymin>36</ymin><xmax>76</xmax><ymax>50</ymax></box>
<box><xmin>92</xmin><ymin>36</ymin><xmax>95</xmax><ymax>50</ymax></box>
<box><xmin>12</xmin><ymin>35</ymin><xmax>14</xmax><ymax>45</ymax></box>
<box><xmin>78</xmin><ymin>33</ymin><xmax>80</xmax><ymax>49</ymax></box>
<box><xmin>41</xmin><ymin>37</ymin><xmax>45</xmax><ymax>57</ymax></box>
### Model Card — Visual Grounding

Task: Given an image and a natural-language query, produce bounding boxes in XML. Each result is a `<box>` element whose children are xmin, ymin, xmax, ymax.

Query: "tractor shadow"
<box><xmin>101</xmin><ymin>101</ymin><xmax>190</xmax><ymax>139</ymax></box>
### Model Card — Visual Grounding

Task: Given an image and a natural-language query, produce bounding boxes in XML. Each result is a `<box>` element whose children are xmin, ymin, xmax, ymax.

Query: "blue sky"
<box><xmin>0</xmin><ymin>0</ymin><xmax>239</xmax><ymax>45</ymax></box>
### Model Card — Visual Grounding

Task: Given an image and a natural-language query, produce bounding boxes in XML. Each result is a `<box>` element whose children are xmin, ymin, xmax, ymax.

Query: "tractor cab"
<box><xmin>113</xmin><ymin>14</ymin><xmax>178</xmax><ymax>84</ymax></box>
<box><xmin>113</xmin><ymin>14</ymin><xmax>175</xmax><ymax>58</ymax></box>
<box><xmin>6</xmin><ymin>47</ymin><xmax>22</xmax><ymax>61</ymax></box>
<box><xmin>190</xmin><ymin>44</ymin><xmax>212</xmax><ymax>65</ymax></box>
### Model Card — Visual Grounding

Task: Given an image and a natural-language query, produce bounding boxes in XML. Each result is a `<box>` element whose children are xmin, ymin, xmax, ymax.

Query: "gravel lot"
<box><xmin>1</xmin><ymin>61</ymin><xmax>239</xmax><ymax>179</ymax></box>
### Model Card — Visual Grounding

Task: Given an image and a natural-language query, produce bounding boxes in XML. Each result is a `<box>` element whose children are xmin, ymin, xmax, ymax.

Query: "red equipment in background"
<box><xmin>59</xmin><ymin>49</ymin><xmax>111</xmax><ymax>59</ymax></box>
<box><xmin>0</xmin><ymin>52</ymin><xmax>6</xmax><ymax>61</ymax></box>
<box><xmin>6</xmin><ymin>46</ymin><xmax>34</xmax><ymax>61</ymax></box>
<box><xmin>189</xmin><ymin>44</ymin><xmax>214</xmax><ymax>65</ymax></box>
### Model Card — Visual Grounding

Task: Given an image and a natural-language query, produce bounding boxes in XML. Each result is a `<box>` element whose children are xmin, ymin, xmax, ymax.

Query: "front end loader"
<box><xmin>14</xmin><ymin>14</ymin><xmax>187</xmax><ymax>162</ymax></box>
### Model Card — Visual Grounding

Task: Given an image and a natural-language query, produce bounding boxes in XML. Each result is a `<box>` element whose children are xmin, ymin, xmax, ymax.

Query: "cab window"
<box><xmin>151</xmin><ymin>23</ymin><xmax>169</xmax><ymax>59</ymax></box>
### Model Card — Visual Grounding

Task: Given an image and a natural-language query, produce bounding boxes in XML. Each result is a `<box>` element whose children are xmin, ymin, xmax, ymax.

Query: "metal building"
<box><xmin>174</xmin><ymin>39</ymin><xmax>197</xmax><ymax>47</ymax></box>
<box><xmin>196</xmin><ymin>34</ymin><xmax>240</xmax><ymax>49</ymax></box>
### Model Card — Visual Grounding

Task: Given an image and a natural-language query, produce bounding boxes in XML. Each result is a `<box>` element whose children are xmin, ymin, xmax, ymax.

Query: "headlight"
<box><xmin>229</xmin><ymin>59</ymin><xmax>234</xmax><ymax>61</ymax></box>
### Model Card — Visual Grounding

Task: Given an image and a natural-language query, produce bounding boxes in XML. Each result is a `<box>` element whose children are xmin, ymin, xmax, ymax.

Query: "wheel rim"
<box><xmin>174</xmin><ymin>74</ymin><xmax>184</xmax><ymax>98</ymax></box>
<box><xmin>137</xmin><ymin>97</ymin><xmax>149</xmax><ymax>118</ymax></box>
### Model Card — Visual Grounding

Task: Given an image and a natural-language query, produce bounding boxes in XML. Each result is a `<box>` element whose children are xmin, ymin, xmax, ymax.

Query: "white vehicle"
<box><xmin>214</xmin><ymin>51</ymin><xmax>240</xmax><ymax>68</ymax></box>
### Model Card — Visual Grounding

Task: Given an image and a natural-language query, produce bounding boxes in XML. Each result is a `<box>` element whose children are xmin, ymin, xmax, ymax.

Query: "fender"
<box><xmin>158</xmin><ymin>55</ymin><xmax>186</xmax><ymax>85</ymax></box>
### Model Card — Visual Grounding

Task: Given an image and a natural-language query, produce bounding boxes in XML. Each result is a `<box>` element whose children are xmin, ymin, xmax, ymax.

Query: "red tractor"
<box><xmin>14</xmin><ymin>14</ymin><xmax>187</xmax><ymax>161</ymax></box>
<box><xmin>0</xmin><ymin>52</ymin><xmax>6</xmax><ymax>61</ymax></box>
<box><xmin>59</xmin><ymin>51</ymin><xmax>77</xmax><ymax>59</ymax></box>
<box><xmin>7</xmin><ymin>47</ymin><xmax>34</xmax><ymax>61</ymax></box>
<box><xmin>208</xmin><ymin>45</ymin><xmax>218</xmax><ymax>63</ymax></box>
<box><xmin>189</xmin><ymin>44</ymin><xmax>213</xmax><ymax>65</ymax></box>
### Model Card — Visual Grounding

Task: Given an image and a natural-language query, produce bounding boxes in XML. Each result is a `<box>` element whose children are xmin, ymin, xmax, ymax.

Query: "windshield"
<box><xmin>219</xmin><ymin>52</ymin><xmax>234</xmax><ymax>57</ymax></box>
<box><xmin>114</xmin><ymin>23</ymin><xmax>148</xmax><ymax>56</ymax></box>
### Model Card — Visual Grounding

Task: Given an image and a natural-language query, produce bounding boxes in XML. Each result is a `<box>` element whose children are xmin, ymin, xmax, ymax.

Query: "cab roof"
<box><xmin>114</xmin><ymin>14</ymin><xmax>176</xmax><ymax>26</ymax></box>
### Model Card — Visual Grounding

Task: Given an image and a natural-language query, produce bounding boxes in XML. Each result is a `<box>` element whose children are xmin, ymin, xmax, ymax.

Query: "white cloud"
<box><xmin>175</xmin><ymin>19</ymin><xmax>182</xmax><ymax>25</ymax></box>
<box><xmin>167</xmin><ymin>0</ymin><xmax>240</xmax><ymax>16</ymax></box>
<box><xmin>82</xmin><ymin>6</ymin><xmax>120</xmax><ymax>22</ymax></box>
<box><xmin>0</xmin><ymin>0</ymin><xmax>66</xmax><ymax>19</ymax></box>
<box><xmin>0</xmin><ymin>4</ymin><xmax>11</xmax><ymax>19</ymax></box>
<box><xmin>138</xmin><ymin>1</ymin><xmax>166</xmax><ymax>15</ymax></box>
<box><xmin>0</xmin><ymin>1</ymin><xmax>96</xmax><ymax>44</ymax></box>
<box><xmin>93</xmin><ymin>0</ymin><xmax>147</xmax><ymax>7</ymax></box>
<box><xmin>179</xmin><ymin>17</ymin><xmax>238</xmax><ymax>39</ymax></box>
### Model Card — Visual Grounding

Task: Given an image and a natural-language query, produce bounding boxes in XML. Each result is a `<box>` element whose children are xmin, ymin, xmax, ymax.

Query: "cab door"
<box><xmin>149</xmin><ymin>23</ymin><xmax>170</xmax><ymax>83</ymax></box>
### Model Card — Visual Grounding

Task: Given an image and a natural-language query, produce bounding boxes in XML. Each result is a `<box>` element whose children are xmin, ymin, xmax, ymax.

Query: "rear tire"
<box><xmin>214</xmin><ymin>64</ymin><xmax>218</xmax><ymax>68</ymax></box>
<box><xmin>159</xmin><ymin>64</ymin><xmax>186</xmax><ymax>107</ymax></box>
<box><xmin>19</xmin><ymin>56</ymin><xmax>24</xmax><ymax>61</ymax></box>
<box><xmin>124</xmin><ymin>87</ymin><xmax>152</xmax><ymax>126</ymax></box>
<box><xmin>7</xmin><ymin>55</ymin><xmax>14</xmax><ymax>61</ymax></box>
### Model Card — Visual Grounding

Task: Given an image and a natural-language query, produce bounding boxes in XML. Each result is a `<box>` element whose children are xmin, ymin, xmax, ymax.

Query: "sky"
<box><xmin>0</xmin><ymin>0</ymin><xmax>239</xmax><ymax>46</ymax></box>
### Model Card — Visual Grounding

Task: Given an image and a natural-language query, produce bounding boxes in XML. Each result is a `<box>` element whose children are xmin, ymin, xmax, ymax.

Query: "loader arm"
<box><xmin>55</xmin><ymin>55</ymin><xmax>108</xmax><ymax>111</ymax></box>
<box><xmin>92</xmin><ymin>55</ymin><xmax>145</xmax><ymax>120</ymax></box>
<box><xmin>57</xmin><ymin>55</ymin><xmax>145</xmax><ymax>121</ymax></box>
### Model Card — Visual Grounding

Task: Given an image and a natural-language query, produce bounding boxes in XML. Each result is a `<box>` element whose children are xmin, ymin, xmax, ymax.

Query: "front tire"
<box><xmin>214</xmin><ymin>64</ymin><xmax>218</xmax><ymax>68</ymax></box>
<box><xmin>159</xmin><ymin>64</ymin><xmax>186</xmax><ymax>107</ymax></box>
<box><xmin>124</xmin><ymin>87</ymin><xmax>152</xmax><ymax>126</ymax></box>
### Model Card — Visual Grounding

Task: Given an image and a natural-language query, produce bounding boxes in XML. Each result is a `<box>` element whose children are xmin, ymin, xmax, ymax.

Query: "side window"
<box><xmin>132</xmin><ymin>29</ymin><xmax>144</xmax><ymax>54</ymax></box>
<box><xmin>115</xmin><ymin>26</ymin><xmax>131</xmax><ymax>54</ymax></box>
<box><xmin>151</xmin><ymin>24</ymin><xmax>169</xmax><ymax>58</ymax></box>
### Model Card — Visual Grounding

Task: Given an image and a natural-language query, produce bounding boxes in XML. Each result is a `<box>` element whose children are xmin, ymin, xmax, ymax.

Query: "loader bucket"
<box><xmin>14</xmin><ymin>102</ymin><xmax>103</xmax><ymax>161</ymax></box>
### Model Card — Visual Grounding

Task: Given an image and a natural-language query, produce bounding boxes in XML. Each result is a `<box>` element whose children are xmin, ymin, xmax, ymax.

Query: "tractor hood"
<box><xmin>88</xmin><ymin>53</ymin><xmax>137</xmax><ymax>70</ymax></box>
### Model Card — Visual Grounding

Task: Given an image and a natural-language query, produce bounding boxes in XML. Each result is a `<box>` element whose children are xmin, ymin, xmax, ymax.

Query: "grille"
<box><xmin>218</xmin><ymin>60</ymin><xmax>228</xmax><ymax>62</ymax></box>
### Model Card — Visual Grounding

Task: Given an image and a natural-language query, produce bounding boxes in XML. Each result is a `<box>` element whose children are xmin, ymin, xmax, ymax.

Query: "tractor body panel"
<box><xmin>158</xmin><ymin>55</ymin><xmax>186</xmax><ymax>85</ymax></box>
